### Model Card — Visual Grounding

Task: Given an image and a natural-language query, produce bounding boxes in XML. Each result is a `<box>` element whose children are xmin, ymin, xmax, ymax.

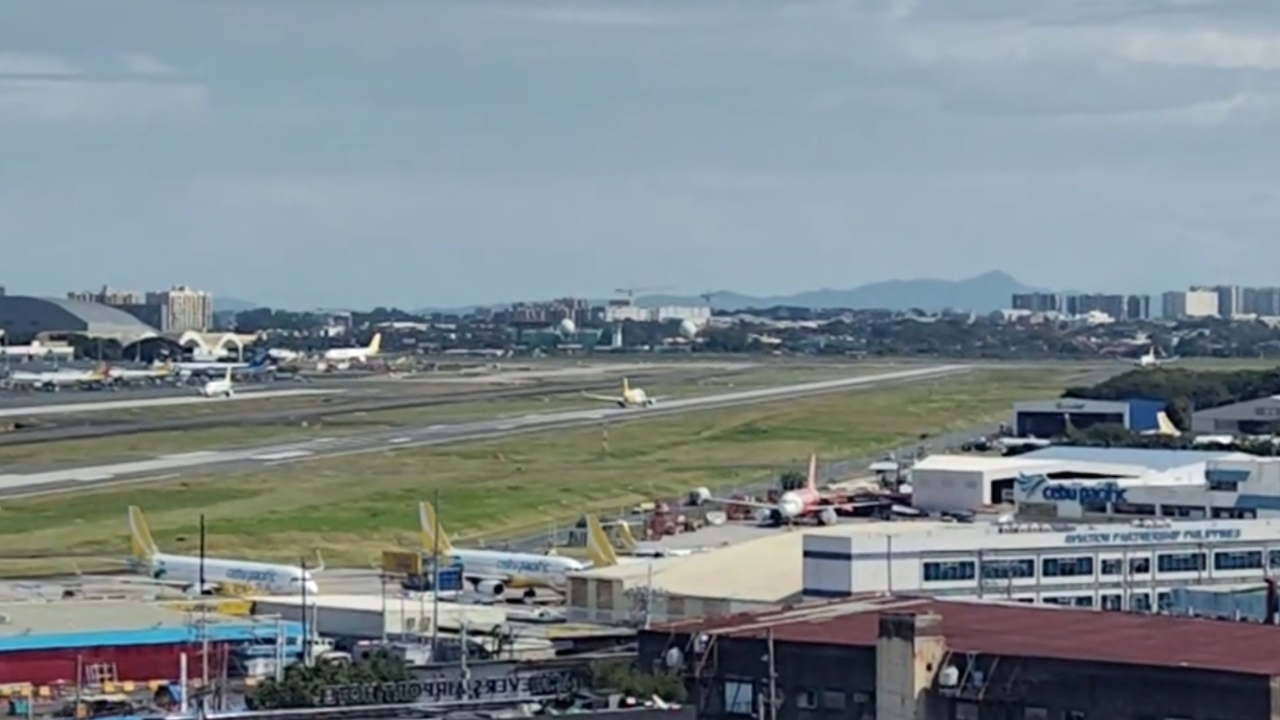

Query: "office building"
<box><xmin>145</xmin><ymin>285</ymin><xmax>214</xmax><ymax>333</ymax></box>
<box><xmin>1063</xmin><ymin>293</ymin><xmax>1126</xmax><ymax>320</ymax></box>
<box><xmin>1010</xmin><ymin>292</ymin><xmax>1061</xmax><ymax>313</ymax></box>
<box><xmin>67</xmin><ymin>286</ymin><xmax>145</xmax><ymax>306</ymax></box>
<box><xmin>1162</xmin><ymin>289</ymin><xmax>1218</xmax><ymax>319</ymax></box>
<box><xmin>1125</xmin><ymin>293</ymin><xmax>1151</xmax><ymax>320</ymax></box>
<box><xmin>1243</xmin><ymin>287</ymin><xmax>1280</xmax><ymax>316</ymax></box>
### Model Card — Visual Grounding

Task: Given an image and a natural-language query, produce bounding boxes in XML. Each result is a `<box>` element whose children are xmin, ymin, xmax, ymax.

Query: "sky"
<box><xmin>3</xmin><ymin>0</ymin><xmax>1280</xmax><ymax>309</ymax></box>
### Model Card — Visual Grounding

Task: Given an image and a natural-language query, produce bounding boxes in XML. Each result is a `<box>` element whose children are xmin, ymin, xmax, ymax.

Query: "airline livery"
<box><xmin>700</xmin><ymin>454</ymin><xmax>881</xmax><ymax>526</ymax></box>
<box><xmin>127</xmin><ymin>506</ymin><xmax>320</xmax><ymax>596</ymax></box>
<box><xmin>581</xmin><ymin>377</ymin><xmax>665</xmax><ymax>409</ymax></box>
<box><xmin>324</xmin><ymin>333</ymin><xmax>382</xmax><ymax>364</ymax></box>
<box><xmin>419</xmin><ymin>501</ymin><xmax>618</xmax><ymax>599</ymax></box>
<box><xmin>199</xmin><ymin>367</ymin><xmax>235</xmax><ymax>398</ymax></box>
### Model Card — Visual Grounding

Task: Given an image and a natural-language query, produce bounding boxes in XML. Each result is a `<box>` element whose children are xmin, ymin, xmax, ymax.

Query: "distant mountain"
<box><xmin>214</xmin><ymin>297</ymin><xmax>262</xmax><ymax>313</ymax></box>
<box><xmin>636</xmin><ymin>271</ymin><xmax>1038</xmax><ymax>313</ymax></box>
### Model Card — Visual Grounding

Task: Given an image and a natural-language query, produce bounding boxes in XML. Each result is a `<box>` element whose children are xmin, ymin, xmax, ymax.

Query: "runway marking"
<box><xmin>388</xmin><ymin>437</ymin><xmax>412</xmax><ymax>444</ymax></box>
<box><xmin>250</xmin><ymin>450</ymin><xmax>315</xmax><ymax>461</ymax></box>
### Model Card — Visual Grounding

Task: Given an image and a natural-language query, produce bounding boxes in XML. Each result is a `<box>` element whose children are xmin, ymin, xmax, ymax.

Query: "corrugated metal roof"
<box><xmin>657</xmin><ymin>595</ymin><xmax>1280</xmax><ymax>676</ymax></box>
<box><xmin>1019</xmin><ymin>446</ymin><xmax>1237</xmax><ymax>472</ymax></box>
<box><xmin>36</xmin><ymin>298</ymin><xmax>156</xmax><ymax>333</ymax></box>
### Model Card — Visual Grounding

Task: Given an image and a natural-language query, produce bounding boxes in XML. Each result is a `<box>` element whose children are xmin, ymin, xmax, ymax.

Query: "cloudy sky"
<box><xmin>3</xmin><ymin>0</ymin><xmax>1279</xmax><ymax>309</ymax></box>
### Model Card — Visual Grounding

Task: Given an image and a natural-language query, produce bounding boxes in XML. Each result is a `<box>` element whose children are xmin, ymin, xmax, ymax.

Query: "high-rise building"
<box><xmin>1010</xmin><ymin>293</ymin><xmax>1062</xmax><ymax>313</ymax></box>
<box><xmin>1162</xmin><ymin>289</ymin><xmax>1218</xmax><ymax>319</ymax></box>
<box><xmin>1194</xmin><ymin>285</ymin><xmax>1243</xmax><ymax>318</ymax></box>
<box><xmin>1125</xmin><ymin>295</ymin><xmax>1151</xmax><ymax>321</ymax></box>
<box><xmin>145</xmin><ymin>285</ymin><xmax>214</xmax><ymax>333</ymax></box>
<box><xmin>1064</xmin><ymin>294</ymin><xmax>1126</xmax><ymax>320</ymax></box>
<box><xmin>1243</xmin><ymin>287</ymin><xmax>1280</xmax><ymax>316</ymax></box>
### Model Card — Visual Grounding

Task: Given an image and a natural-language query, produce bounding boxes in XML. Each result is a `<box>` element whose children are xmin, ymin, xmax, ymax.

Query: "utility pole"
<box><xmin>431</xmin><ymin>488</ymin><xmax>441</xmax><ymax>654</ymax></box>
<box><xmin>300</xmin><ymin>556</ymin><xmax>310</xmax><ymax>665</ymax></box>
<box><xmin>198</xmin><ymin>515</ymin><xmax>209</xmax><ymax>717</ymax></box>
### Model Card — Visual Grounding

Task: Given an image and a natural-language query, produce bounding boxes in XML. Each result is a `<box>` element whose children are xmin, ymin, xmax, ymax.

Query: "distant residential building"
<box><xmin>1010</xmin><ymin>293</ymin><xmax>1061</xmax><ymax>313</ymax></box>
<box><xmin>1194</xmin><ymin>285</ymin><xmax>1243</xmax><ymax>318</ymax></box>
<box><xmin>145</xmin><ymin>285</ymin><xmax>214</xmax><ymax>333</ymax></box>
<box><xmin>1125</xmin><ymin>294</ymin><xmax>1151</xmax><ymax>321</ymax></box>
<box><xmin>67</xmin><ymin>286</ymin><xmax>144</xmax><ymax>306</ymax></box>
<box><xmin>1162</xmin><ymin>289</ymin><xmax>1218</xmax><ymax>319</ymax></box>
<box><xmin>1064</xmin><ymin>294</ymin><xmax>1126</xmax><ymax>320</ymax></box>
<box><xmin>602</xmin><ymin>302</ymin><xmax>711</xmax><ymax>326</ymax></box>
<box><xmin>1242</xmin><ymin>287</ymin><xmax>1280</xmax><ymax>316</ymax></box>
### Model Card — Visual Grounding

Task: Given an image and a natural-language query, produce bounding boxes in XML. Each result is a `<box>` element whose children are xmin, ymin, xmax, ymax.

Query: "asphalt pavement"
<box><xmin>0</xmin><ymin>364</ymin><xmax>968</xmax><ymax>499</ymax></box>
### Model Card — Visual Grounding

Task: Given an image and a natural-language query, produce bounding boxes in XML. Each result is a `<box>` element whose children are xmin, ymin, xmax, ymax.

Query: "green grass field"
<box><xmin>0</xmin><ymin>367</ymin><xmax>1078</xmax><ymax>574</ymax></box>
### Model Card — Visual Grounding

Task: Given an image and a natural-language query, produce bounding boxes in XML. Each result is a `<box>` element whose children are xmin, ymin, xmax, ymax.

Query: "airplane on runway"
<box><xmin>695</xmin><ymin>454</ymin><xmax>882</xmax><ymax>526</ymax></box>
<box><xmin>323</xmin><ymin>333</ymin><xmax>382</xmax><ymax>366</ymax></box>
<box><xmin>199</xmin><ymin>368</ymin><xmax>235</xmax><ymax>398</ymax></box>
<box><xmin>1129</xmin><ymin>346</ymin><xmax>1178</xmax><ymax>368</ymax></box>
<box><xmin>581</xmin><ymin>377</ymin><xmax>665</xmax><ymax>408</ymax></box>
<box><xmin>162</xmin><ymin>353</ymin><xmax>274</xmax><ymax>379</ymax></box>
<box><xmin>105</xmin><ymin>363</ymin><xmax>177</xmax><ymax>385</ymax></box>
<box><xmin>418</xmin><ymin>501</ymin><xmax>618</xmax><ymax>600</ymax></box>
<box><xmin>4</xmin><ymin>365</ymin><xmax>109</xmax><ymax>392</ymax></box>
<box><xmin>126</xmin><ymin>506</ymin><xmax>320</xmax><ymax>596</ymax></box>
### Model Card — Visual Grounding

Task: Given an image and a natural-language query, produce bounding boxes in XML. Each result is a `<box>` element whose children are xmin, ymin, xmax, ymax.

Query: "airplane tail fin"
<box><xmin>225</xmin><ymin>366</ymin><xmax>233</xmax><ymax>382</ymax></box>
<box><xmin>586</xmin><ymin>514</ymin><xmax>620</xmax><ymax>568</ymax></box>
<box><xmin>807</xmin><ymin>453</ymin><xmax>818</xmax><ymax>491</ymax></box>
<box><xmin>418</xmin><ymin>501</ymin><xmax>454</xmax><ymax>555</ymax></box>
<box><xmin>614</xmin><ymin>521</ymin><xmax>638</xmax><ymax>552</ymax></box>
<box><xmin>127</xmin><ymin>506</ymin><xmax>159</xmax><ymax>562</ymax></box>
<box><xmin>367</xmin><ymin>333</ymin><xmax>383</xmax><ymax>355</ymax></box>
<box><xmin>312</xmin><ymin>549</ymin><xmax>325</xmax><ymax>573</ymax></box>
<box><xmin>622</xmin><ymin>377</ymin><xmax>631</xmax><ymax>394</ymax></box>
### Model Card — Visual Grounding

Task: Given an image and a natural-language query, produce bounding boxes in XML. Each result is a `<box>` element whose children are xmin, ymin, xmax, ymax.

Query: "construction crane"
<box><xmin>614</xmin><ymin>286</ymin><xmax>671</xmax><ymax>303</ymax></box>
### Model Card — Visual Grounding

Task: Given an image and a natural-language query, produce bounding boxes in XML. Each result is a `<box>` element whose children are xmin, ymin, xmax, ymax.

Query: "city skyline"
<box><xmin>4</xmin><ymin>0</ymin><xmax>1280</xmax><ymax>308</ymax></box>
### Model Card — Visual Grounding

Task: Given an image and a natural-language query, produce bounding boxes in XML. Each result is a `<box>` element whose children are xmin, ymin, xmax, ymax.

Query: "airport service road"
<box><xmin>0</xmin><ymin>388</ymin><xmax>345</xmax><ymax>418</ymax></box>
<box><xmin>0</xmin><ymin>365</ymin><xmax>968</xmax><ymax>498</ymax></box>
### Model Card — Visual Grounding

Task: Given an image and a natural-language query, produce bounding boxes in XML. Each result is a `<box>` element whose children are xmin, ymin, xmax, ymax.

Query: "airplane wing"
<box><xmin>581</xmin><ymin>392</ymin><xmax>621</xmax><ymax>403</ymax></box>
<box><xmin>706</xmin><ymin>496</ymin><xmax>776</xmax><ymax>509</ymax></box>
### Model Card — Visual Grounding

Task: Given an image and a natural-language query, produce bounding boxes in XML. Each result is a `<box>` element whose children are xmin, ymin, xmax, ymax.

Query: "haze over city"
<box><xmin>3</xmin><ymin>0</ymin><xmax>1280</xmax><ymax>309</ymax></box>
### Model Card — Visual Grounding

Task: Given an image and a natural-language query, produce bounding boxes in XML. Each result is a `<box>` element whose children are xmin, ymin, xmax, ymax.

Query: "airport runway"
<box><xmin>0</xmin><ymin>365</ymin><xmax>969</xmax><ymax>498</ymax></box>
<box><xmin>0</xmin><ymin>388</ymin><xmax>346</xmax><ymax>418</ymax></box>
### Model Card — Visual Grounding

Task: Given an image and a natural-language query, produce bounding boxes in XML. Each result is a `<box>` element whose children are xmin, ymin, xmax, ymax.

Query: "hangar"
<box><xmin>0</xmin><ymin>296</ymin><xmax>158</xmax><ymax>345</ymax></box>
<box><xmin>1190</xmin><ymin>397</ymin><xmax>1280</xmax><ymax>435</ymax></box>
<box><xmin>1012</xmin><ymin>397</ymin><xmax>1168</xmax><ymax>437</ymax></box>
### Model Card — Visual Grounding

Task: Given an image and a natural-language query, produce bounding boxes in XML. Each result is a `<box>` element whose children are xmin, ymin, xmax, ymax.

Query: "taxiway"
<box><xmin>0</xmin><ymin>365</ymin><xmax>968</xmax><ymax>498</ymax></box>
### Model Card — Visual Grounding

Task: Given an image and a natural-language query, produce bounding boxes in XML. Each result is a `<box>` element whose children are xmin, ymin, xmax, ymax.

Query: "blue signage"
<box><xmin>1016</xmin><ymin>474</ymin><xmax>1127</xmax><ymax>504</ymax></box>
<box><xmin>435</xmin><ymin>567</ymin><xmax>463</xmax><ymax>592</ymax></box>
<box><xmin>1064</xmin><ymin>528</ymin><xmax>1243</xmax><ymax>546</ymax></box>
<box><xmin>496</xmin><ymin>558</ymin><xmax>552</xmax><ymax>574</ymax></box>
<box><xmin>226</xmin><ymin>568</ymin><xmax>280</xmax><ymax>584</ymax></box>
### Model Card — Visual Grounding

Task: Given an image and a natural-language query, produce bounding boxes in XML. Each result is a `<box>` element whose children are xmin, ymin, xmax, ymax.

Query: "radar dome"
<box><xmin>679</xmin><ymin>319</ymin><xmax>699</xmax><ymax>339</ymax></box>
<box><xmin>558</xmin><ymin>318</ymin><xmax>576</xmax><ymax>336</ymax></box>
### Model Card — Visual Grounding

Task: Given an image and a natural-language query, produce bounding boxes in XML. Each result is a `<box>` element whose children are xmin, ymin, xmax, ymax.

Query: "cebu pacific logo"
<box><xmin>1015</xmin><ymin>473</ymin><xmax>1048</xmax><ymax>498</ymax></box>
<box><xmin>151</xmin><ymin>565</ymin><xmax>168</xmax><ymax>580</ymax></box>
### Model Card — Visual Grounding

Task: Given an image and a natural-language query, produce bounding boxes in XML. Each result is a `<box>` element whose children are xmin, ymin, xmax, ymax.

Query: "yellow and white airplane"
<box><xmin>581</xmin><ymin>377</ymin><xmax>665</xmax><ymax>408</ymax></box>
<box><xmin>419</xmin><ymin>501</ymin><xmax>619</xmax><ymax>600</ymax></box>
<box><xmin>323</xmin><ymin>333</ymin><xmax>382</xmax><ymax>364</ymax></box>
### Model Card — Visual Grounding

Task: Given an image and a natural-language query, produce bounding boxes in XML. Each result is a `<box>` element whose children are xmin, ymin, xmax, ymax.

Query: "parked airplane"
<box><xmin>105</xmin><ymin>363</ymin><xmax>176</xmax><ymax>385</ymax></box>
<box><xmin>696</xmin><ymin>455</ymin><xmax>879</xmax><ymax>526</ymax></box>
<box><xmin>163</xmin><ymin>353</ymin><xmax>273</xmax><ymax>378</ymax></box>
<box><xmin>126</xmin><ymin>506</ymin><xmax>320</xmax><ymax>596</ymax></box>
<box><xmin>5</xmin><ymin>365</ymin><xmax>109</xmax><ymax>391</ymax></box>
<box><xmin>581</xmin><ymin>377</ymin><xmax>665</xmax><ymax>408</ymax></box>
<box><xmin>199</xmin><ymin>367</ymin><xmax>235</xmax><ymax>398</ymax></box>
<box><xmin>419</xmin><ymin>501</ymin><xmax>615</xmax><ymax>599</ymax></box>
<box><xmin>1132</xmin><ymin>346</ymin><xmax>1178</xmax><ymax>368</ymax></box>
<box><xmin>323</xmin><ymin>333</ymin><xmax>382</xmax><ymax>364</ymax></box>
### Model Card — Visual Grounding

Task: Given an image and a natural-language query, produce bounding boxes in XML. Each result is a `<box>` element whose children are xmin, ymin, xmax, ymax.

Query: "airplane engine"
<box><xmin>765</xmin><ymin>508</ymin><xmax>784</xmax><ymax>526</ymax></box>
<box><xmin>818</xmin><ymin>508</ymin><xmax>838</xmax><ymax>526</ymax></box>
<box><xmin>184</xmin><ymin>583</ymin><xmax>218</xmax><ymax>597</ymax></box>
<box><xmin>616</xmin><ymin>401</ymin><xmax>627</xmax><ymax>408</ymax></box>
<box><xmin>687</xmin><ymin>487</ymin><xmax>711</xmax><ymax>506</ymax></box>
<box><xmin>472</xmin><ymin>579</ymin><xmax>506</xmax><ymax>597</ymax></box>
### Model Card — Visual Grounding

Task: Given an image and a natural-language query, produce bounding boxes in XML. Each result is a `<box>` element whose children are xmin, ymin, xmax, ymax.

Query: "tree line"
<box><xmin>1063</xmin><ymin>366</ymin><xmax>1280</xmax><ymax>430</ymax></box>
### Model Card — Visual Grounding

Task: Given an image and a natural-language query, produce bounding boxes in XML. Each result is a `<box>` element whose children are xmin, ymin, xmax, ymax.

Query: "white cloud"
<box><xmin>0</xmin><ymin>52</ymin><xmax>205</xmax><ymax>123</ymax></box>
<box><xmin>0</xmin><ymin>53</ymin><xmax>81</xmax><ymax>77</ymax></box>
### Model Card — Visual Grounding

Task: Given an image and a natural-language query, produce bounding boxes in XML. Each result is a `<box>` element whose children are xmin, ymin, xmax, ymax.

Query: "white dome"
<box><xmin>558</xmin><ymin>318</ymin><xmax>577</xmax><ymax>336</ymax></box>
<box><xmin>678</xmin><ymin>319</ymin><xmax>699</xmax><ymax>338</ymax></box>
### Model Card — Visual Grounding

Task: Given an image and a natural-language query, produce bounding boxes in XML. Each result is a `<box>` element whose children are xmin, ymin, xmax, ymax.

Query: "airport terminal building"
<box><xmin>802</xmin><ymin>518</ymin><xmax>1280</xmax><ymax>612</ymax></box>
<box><xmin>1191</xmin><ymin>396</ymin><xmax>1280</xmax><ymax>435</ymax></box>
<box><xmin>0</xmin><ymin>296</ymin><xmax>157</xmax><ymax>345</ymax></box>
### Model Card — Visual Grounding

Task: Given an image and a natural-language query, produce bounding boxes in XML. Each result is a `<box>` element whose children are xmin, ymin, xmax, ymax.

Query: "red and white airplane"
<box><xmin>697</xmin><ymin>455</ymin><xmax>880</xmax><ymax>526</ymax></box>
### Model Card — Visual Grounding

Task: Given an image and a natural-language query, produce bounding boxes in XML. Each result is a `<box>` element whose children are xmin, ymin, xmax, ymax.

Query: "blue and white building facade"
<box><xmin>1012</xmin><ymin>398</ymin><xmax>1168</xmax><ymax>436</ymax></box>
<box><xmin>1015</xmin><ymin>453</ymin><xmax>1280</xmax><ymax>521</ymax></box>
<box><xmin>802</xmin><ymin>518</ymin><xmax>1280</xmax><ymax>612</ymax></box>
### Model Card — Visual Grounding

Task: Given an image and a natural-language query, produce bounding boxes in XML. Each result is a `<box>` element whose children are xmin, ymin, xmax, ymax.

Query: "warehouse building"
<box><xmin>0</xmin><ymin>296</ymin><xmax>158</xmax><ymax>345</ymax></box>
<box><xmin>640</xmin><ymin>596</ymin><xmax>1280</xmax><ymax>720</ymax></box>
<box><xmin>0</xmin><ymin>599</ymin><xmax>299</xmax><ymax>685</ymax></box>
<box><xmin>910</xmin><ymin>446</ymin><xmax>1242</xmax><ymax>514</ymax></box>
<box><xmin>802</xmin><ymin>517</ymin><xmax>1280</xmax><ymax>611</ymax></box>
<box><xmin>1191</xmin><ymin>396</ymin><xmax>1280</xmax><ymax>435</ymax></box>
<box><xmin>566</xmin><ymin>527</ymin><xmax>816</xmax><ymax>626</ymax></box>
<box><xmin>1011</xmin><ymin>397</ymin><xmax>1168</xmax><ymax>436</ymax></box>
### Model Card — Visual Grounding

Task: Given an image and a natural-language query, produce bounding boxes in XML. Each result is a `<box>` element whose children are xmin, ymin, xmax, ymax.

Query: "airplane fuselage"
<box><xmin>138</xmin><ymin>552</ymin><xmax>317</xmax><ymax>595</ymax></box>
<box><xmin>445</xmin><ymin>548</ymin><xmax>586</xmax><ymax>592</ymax></box>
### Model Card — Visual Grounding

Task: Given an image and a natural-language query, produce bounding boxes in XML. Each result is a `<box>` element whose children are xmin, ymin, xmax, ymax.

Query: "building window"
<box><xmin>1267</xmin><ymin>550</ymin><xmax>1280</xmax><ymax>569</ymax></box>
<box><xmin>797</xmin><ymin>691</ymin><xmax>818</xmax><ymax>709</ymax></box>
<box><xmin>1100</xmin><ymin>558</ymin><xmax>1122</xmax><ymax>576</ymax></box>
<box><xmin>1158</xmin><ymin>592</ymin><xmax>1173</xmax><ymax>611</ymax></box>
<box><xmin>1072</xmin><ymin>595</ymin><xmax>1093</xmax><ymax>607</ymax></box>
<box><xmin>1101</xmin><ymin>594</ymin><xmax>1122</xmax><ymax>611</ymax></box>
<box><xmin>1131</xmin><ymin>593</ymin><xmax>1151</xmax><ymax>612</ymax></box>
<box><xmin>1208</xmin><ymin>479</ymin><xmax>1240</xmax><ymax>492</ymax></box>
<box><xmin>1157</xmin><ymin>552</ymin><xmax>1206</xmax><ymax>573</ymax></box>
<box><xmin>1041</xmin><ymin>556</ymin><xmax>1094</xmax><ymax>577</ymax></box>
<box><xmin>923</xmin><ymin>561</ymin><xmax>977</xmax><ymax>582</ymax></box>
<box><xmin>823</xmin><ymin>691</ymin><xmax>847</xmax><ymax>710</ymax></box>
<box><xmin>1129</xmin><ymin>557</ymin><xmax>1151</xmax><ymax>575</ymax></box>
<box><xmin>723</xmin><ymin>681</ymin><xmax>754</xmax><ymax>716</ymax></box>
<box><xmin>981</xmin><ymin>558</ymin><xmax>1036</xmax><ymax>580</ymax></box>
<box><xmin>1213</xmin><ymin>550</ymin><xmax>1262</xmax><ymax>571</ymax></box>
